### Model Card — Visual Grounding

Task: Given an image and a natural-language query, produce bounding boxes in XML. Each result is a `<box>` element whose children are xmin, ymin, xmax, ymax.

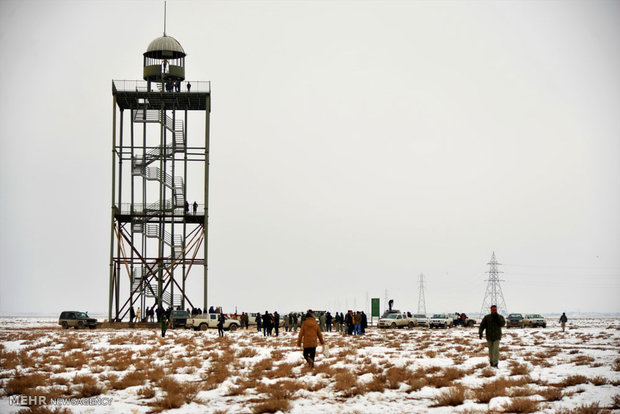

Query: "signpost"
<box><xmin>371</xmin><ymin>298</ymin><xmax>380</xmax><ymax>326</ymax></box>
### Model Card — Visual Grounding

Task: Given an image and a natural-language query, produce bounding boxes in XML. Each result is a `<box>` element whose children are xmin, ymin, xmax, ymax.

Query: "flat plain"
<box><xmin>0</xmin><ymin>317</ymin><xmax>619</xmax><ymax>413</ymax></box>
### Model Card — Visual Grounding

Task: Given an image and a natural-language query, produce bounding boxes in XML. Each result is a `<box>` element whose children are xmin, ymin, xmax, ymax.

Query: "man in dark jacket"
<box><xmin>559</xmin><ymin>312</ymin><xmax>568</xmax><ymax>332</ymax></box>
<box><xmin>479</xmin><ymin>305</ymin><xmax>506</xmax><ymax>368</ymax></box>
<box><xmin>262</xmin><ymin>312</ymin><xmax>271</xmax><ymax>336</ymax></box>
<box><xmin>273</xmin><ymin>312</ymin><xmax>280</xmax><ymax>336</ymax></box>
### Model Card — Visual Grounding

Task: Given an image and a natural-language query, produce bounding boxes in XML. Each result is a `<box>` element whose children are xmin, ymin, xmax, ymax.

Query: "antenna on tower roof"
<box><xmin>163</xmin><ymin>1</ymin><xmax>167</xmax><ymax>36</ymax></box>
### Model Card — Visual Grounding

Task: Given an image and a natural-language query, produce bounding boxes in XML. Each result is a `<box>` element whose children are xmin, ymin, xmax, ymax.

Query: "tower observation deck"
<box><xmin>109</xmin><ymin>34</ymin><xmax>211</xmax><ymax>322</ymax></box>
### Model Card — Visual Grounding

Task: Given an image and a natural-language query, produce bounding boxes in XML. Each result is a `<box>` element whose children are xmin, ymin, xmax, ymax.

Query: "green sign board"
<box><xmin>371</xmin><ymin>298</ymin><xmax>380</xmax><ymax>317</ymax></box>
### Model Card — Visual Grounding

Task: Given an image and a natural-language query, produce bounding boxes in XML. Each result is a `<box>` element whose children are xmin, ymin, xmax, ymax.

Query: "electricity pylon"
<box><xmin>417</xmin><ymin>273</ymin><xmax>426</xmax><ymax>314</ymax></box>
<box><xmin>480</xmin><ymin>252</ymin><xmax>508</xmax><ymax>315</ymax></box>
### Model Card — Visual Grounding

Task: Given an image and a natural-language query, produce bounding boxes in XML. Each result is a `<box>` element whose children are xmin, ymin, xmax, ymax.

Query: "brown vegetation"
<box><xmin>150</xmin><ymin>376</ymin><xmax>199</xmax><ymax>412</ymax></box>
<box><xmin>433</xmin><ymin>385</ymin><xmax>466</xmax><ymax>407</ymax></box>
<box><xmin>557</xmin><ymin>375</ymin><xmax>588</xmax><ymax>387</ymax></box>
<box><xmin>509</xmin><ymin>361</ymin><xmax>532</xmax><ymax>376</ymax></box>
<box><xmin>539</xmin><ymin>386</ymin><xmax>563</xmax><ymax>401</ymax></box>
<box><xmin>502</xmin><ymin>397</ymin><xmax>539</xmax><ymax>413</ymax></box>
<box><xmin>4</xmin><ymin>372</ymin><xmax>49</xmax><ymax>396</ymax></box>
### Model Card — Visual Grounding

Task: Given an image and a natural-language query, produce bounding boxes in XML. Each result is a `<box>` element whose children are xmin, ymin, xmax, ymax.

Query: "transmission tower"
<box><xmin>480</xmin><ymin>252</ymin><xmax>508</xmax><ymax>315</ymax></box>
<box><xmin>417</xmin><ymin>273</ymin><xmax>426</xmax><ymax>314</ymax></box>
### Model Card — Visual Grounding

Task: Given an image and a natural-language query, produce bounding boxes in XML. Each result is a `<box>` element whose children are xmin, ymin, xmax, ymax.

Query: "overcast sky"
<box><xmin>1</xmin><ymin>0</ymin><xmax>618</xmax><ymax>317</ymax></box>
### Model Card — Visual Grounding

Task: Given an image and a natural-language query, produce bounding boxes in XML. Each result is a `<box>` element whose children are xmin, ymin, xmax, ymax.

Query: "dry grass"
<box><xmin>509</xmin><ymin>385</ymin><xmax>537</xmax><ymax>397</ymax></box>
<box><xmin>385</xmin><ymin>366</ymin><xmax>411</xmax><ymax>389</ymax></box>
<box><xmin>202</xmin><ymin>358</ymin><xmax>232</xmax><ymax>390</ymax></box>
<box><xmin>589</xmin><ymin>376</ymin><xmax>607</xmax><ymax>386</ymax></box>
<box><xmin>0</xmin><ymin>349</ymin><xmax>19</xmax><ymax>370</ymax></box>
<box><xmin>109</xmin><ymin>370</ymin><xmax>147</xmax><ymax>390</ymax></box>
<box><xmin>237</xmin><ymin>347</ymin><xmax>258</xmax><ymax>358</ymax></box>
<box><xmin>59</xmin><ymin>351</ymin><xmax>88</xmax><ymax>369</ymax></box>
<box><xmin>558</xmin><ymin>375</ymin><xmax>588</xmax><ymax>387</ymax></box>
<box><xmin>247</xmin><ymin>357</ymin><xmax>274</xmax><ymax>380</ymax></box>
<box><xmin>108</xmin><ymin>334</ymin><xmax>130</xmax><ymax>345</ymax></box>
<box><xmin>252</xmin><ymin>398</ymin><xmax>291</xmax><ymax>414</ymax></box>
<box><xmin>474</xmin><ymin>377</ymin><xmax>509</xmax><ymax>403</ymax></box>
<box><xmin>613</xmin><ymin>394</ymin><xmax>620</xmax><ymax>409</ymax></box>
<box><xmin>539</xmin><ymin>386</ymin><xmax>563</xmax><ymax>401</ymax></box>
<box><xmin>509</xmin><ymin>361</ymin><xmax>531</xmax><ymax>376</ymax></box>
<box><xmin>334</xmin><ymin>371</ymin><xmax>362</xmax><ymax>396</ymax></box>
<box><xmin>425</xmin><ymin>350</ymin><xmax>437</xmax><ymax>358</ymax></box>
<box><xmin>147</xmin><ymin>366</ymin><xmax>166</xmax><ymax>383</ymax></box>
<box><xmin>571</xmin><ymin>355</ymin><xmax>595</xmax><ymax>366</ymax></box>
<box><xmin>406</xmin><ymin>376</ymin><xmax>427</xmax><ymax>392</ymax></box>
<box><xmin>356</xmin><ymin>362</ymin><xmax>382</xmax><ymax>376</ymax></box>
<box><xmin>364</xmin><ymin>374</ymin><xmax>387</xmax><ymax>393</ymax></box>
<box><xmin>556</xmin><ymin>402</ymin><xmax>606</xmax><ymax>414</ymax></box>
<box><xmin>150</xmin><ymin>376</ymin><xmax>199</xmax><ymax>412</ymax></box>
<box><xmin>442</xmin><ymin>366</ymin><xmax>466</xmax><ymax>381</ymax></box>
<box><xmin>266</xmin><ymin>362</ymin><xmax>296</xmax><ymax>379</ymax></box>
<box><xmin>256</xmin><ymin>379</ymin><xmax>303</xmax><ymax>399</ymax></box>
<box><xmin>311</xmin><ymin>362</ymin><xmax>338</xmax><ymax>377</ymax></box>
<box><xmin>433</xmin><ymin>385</ymin><xmax>467</xmax><ymax>407</ymax></box>
<box><xmin>60</xmin><ymin>336</ymin><xmax>87</xmax><ymax>352</ymax></box>
<box><xmin>426</xmin><ymin>373</ymin><xmax>455</xmax><ymax>388</ymax></box>
<box><xmin>502</xmin><ymin>397</ymin><xmax>539</xmax><ymax>413</ymax></box>
<box><xmin>105</xmin><ymin>350</ymin><xmax>134</xmax><ymax>371</ymax></box>
<box><xmin>3</xmin><ymin>372</ymin><xmax>49</xmax><ymax>396</ymax></box>
<box><xmin>137</xmin><ymin>386</ymin><xmax>156</xmax><ymax>399</ymax></box>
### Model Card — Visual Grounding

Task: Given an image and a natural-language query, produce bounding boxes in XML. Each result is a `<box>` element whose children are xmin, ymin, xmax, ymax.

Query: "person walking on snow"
<box><xmin>559</xmin><ymin>312</ymin><xmax>568</xmax><ymax>332</ymax></box>
<box><xmin>297</xmin><ymin>310</ymin><xmax>325</xmax><ymax>368</ymax></box>
<box><xmin>479</xmin><ymin>305</ymin><xmax>505</xmax><ymax>368</ymax></box>
<box><xmin>161</xmin><ymin>315</ymin><xmax>168</xmax><ymax>338</ymax></box>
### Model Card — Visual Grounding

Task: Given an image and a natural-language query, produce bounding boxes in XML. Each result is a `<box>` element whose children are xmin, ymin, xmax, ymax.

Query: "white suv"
<box><xmin>429</xmin><ymin>314</ymin><xmax>453</xmax><ymax>329</ymax></box>
<box><xmin>412</xmin><ymin>314</ymin><xmax>428</xmax><ymax>327</ymax></box>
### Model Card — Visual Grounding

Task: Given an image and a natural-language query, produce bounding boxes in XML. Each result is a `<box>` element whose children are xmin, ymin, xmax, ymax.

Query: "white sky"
<box><xmin>0</xmin><ymin>0</ymin><xmax>618</xmax><ymax>316</ymax></box>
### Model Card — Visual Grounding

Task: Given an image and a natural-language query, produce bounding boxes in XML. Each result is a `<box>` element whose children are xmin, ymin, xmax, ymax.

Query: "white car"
<box><xmin>187</xmin><ymin>313</ymin><xmax>240</xmax><ymax>331</ymax></box>
<box><xmin>378</xmin><ymin>312</ymin><xmax>415</xmax><ymax>329</ymax></box>
<box><xmin>524</xmin><ymin>314</ymin><xmax>547</xmax><ymax>328</ymax></box>
<box><xmin>429</xmin><ymin>314</ymin><xmax>453</xmax><ymax>329</ymax></box>
<box><xmin>412</xmin><ymin>314</ymin><xmax>428</xmax><ymax>327</ymax></box>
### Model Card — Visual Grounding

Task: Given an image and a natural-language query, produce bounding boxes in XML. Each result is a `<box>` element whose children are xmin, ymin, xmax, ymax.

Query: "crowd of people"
<box><xmin>229</xmin><ymin>310</ymin><xmax>369</xmax><ymax>336</ymax></box>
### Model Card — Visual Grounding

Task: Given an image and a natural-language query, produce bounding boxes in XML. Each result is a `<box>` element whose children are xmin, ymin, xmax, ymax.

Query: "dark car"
<box><xmin>170</xmin><ymin>310</ymin><xmax>189</xmax><ymax>328</ymax></box>
<box><xmin>507</xmin><ymin>313</ymin><xmax>524</xmax><ymax>328</ymax></box>
<box><xmin>59</xmin><ymin>311</ymin><xmax>98</xmax><ymax>329</ymax></box>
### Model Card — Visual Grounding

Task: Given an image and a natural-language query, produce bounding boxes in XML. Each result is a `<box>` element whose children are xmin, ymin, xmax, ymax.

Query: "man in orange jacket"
<box><xmin>297</xmin><ymin>310</ymin><xmax>325</xmax><ymax>368</ymax></box>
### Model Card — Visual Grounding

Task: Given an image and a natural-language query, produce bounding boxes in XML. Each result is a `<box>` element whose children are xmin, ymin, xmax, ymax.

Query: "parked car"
<box><xmin>524</xmin><ymin>314</ymin><xmax>547</xmax><ymax>328</ymax></box>
<box><xmin>170</xmin><ymin>310</ymin><xmax>189</xmax><ymax>328</ymax></box>
<box><xmin>58</xmin><ymin>311</ymin><xmax>98</xmax><ymax>329</ymax></box>
<box><xmin>412</xmin><ymin>314</ymin><xmax>428</xmax><ymax>327</ymax></box>
<box><xmin>378</xmin><ymin>312</ymin><xmax>415</xmax><ymax>329</ymax></box>
<box><xmin>186</xmin><ymin>313</ymin><xmax>240</xmax><ymax>331</ymax></box>
<box><xmin>429</xmin><ymin>314</ymin><xmax>453</xmax><ymax>329</ymax></box>
<box><xmin>506</xmin><ymin>313</ymin><xmax>524</xmax><ymax>328</ymax></box>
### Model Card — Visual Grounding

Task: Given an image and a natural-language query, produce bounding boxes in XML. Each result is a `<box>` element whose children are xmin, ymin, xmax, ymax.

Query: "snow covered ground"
<box><xmin>0</xmin><ymin>317</ymin><xmax>618</xmax><ymax>413</ymax></box>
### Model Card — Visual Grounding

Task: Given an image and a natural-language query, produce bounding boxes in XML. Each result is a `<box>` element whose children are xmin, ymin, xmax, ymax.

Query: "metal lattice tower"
<box><xmin>480</xmin><ymin>252</ymin><xmax>507</xmax><ymax>315</ymax></box>
<box><xmin>108</xmin><ymin>30</ymin><xmax>211</xmax><ymax>322</ymax></box>
<box><xmin>417</xmin><ymin>273</ymin><xmax>426</xmax><ymax>314</ymax></box>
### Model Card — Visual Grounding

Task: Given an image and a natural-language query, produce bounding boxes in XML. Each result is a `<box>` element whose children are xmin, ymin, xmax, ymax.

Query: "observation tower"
<box><xmin>109</xmin><ymin>32</ymin><xmax>210</xmax><ymax>322</ymax></box>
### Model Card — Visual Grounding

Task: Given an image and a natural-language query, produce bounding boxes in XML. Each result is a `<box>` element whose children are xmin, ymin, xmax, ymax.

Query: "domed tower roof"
<box><xmin>143</xmin><ymin>34</ymin><xmax>186</xmax><ymax>82</ymax></box>
<box><xmin>144</xmin><ymin>35</ymin><xmax>186</xmax><ymax>59</ymax></box>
